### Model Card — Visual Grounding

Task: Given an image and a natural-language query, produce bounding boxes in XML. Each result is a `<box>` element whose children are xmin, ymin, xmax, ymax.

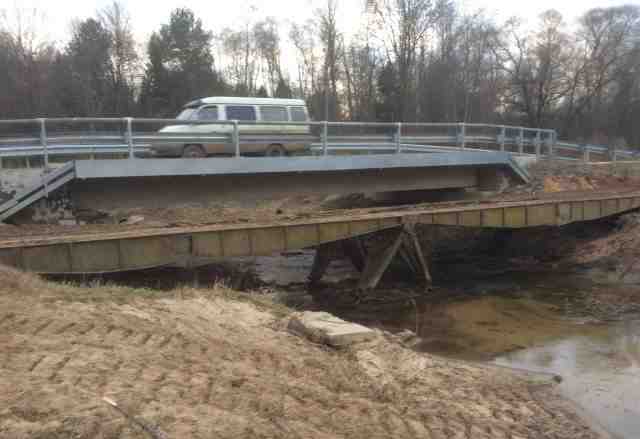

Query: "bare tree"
<box><xmin>492</xmin><ymin>11</ymin><xmax>573</xmax><ymax>127</ymax></box>
<box><xmin>342</xmin><ymin>32</ymin><xmax>380</xmax><ymax>121</ymax></box>
<box><xmin>0</xmin><ymin>7</ymin><xmax>58</xmax><ymax>117</ymax></box>
<box><xmin>221</xmin><ymin>27</ymin><xmax>259</xmax><ymax>95</ymax></box>
<box><xmin>373</xmin><ymin>0</ymin><xmax>447</xmax><ymax>121</ymax></box>
<box><xmin>253</xmin><ymin>17</ymin><xmax>284</xmax><ymax>96</ymax></box>
<box><xmin>568</xmin><ymin>6</ymin><xmax>640</xmax><ymax>140</ymax></box>
<box><xmin>318</xmin><ymin>0</ymin><xmax>342</xmax><ymax>120</ymax></box>
<box><xmin>99</xmin><ymin>1</ymin><xmax>139</xmax><ymax>114</ymax></box>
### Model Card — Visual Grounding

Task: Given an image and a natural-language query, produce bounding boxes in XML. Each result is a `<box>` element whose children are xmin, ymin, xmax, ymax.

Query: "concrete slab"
<box><xmin>288</xmin><ymin>311</ymin><xmax>376</xmax><ymax>347</ymax></box>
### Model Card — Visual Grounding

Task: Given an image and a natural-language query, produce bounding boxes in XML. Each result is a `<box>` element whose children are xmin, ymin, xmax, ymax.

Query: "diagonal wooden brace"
<box><xmin>308</xmin><ymin>225</ymin><xmax>432</xmax><ymax>291</ymax></box>
<box><xmin>357</xmin><ymin>224</ymin><xmax>432</xmax><ymax>290</ymax></box>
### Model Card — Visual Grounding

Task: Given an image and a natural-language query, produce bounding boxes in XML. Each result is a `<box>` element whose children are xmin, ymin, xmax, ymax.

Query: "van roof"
<box><xmin>185</xmin><ymin>97</ymin><xmax>307</xmax><ymax>107</ymax></box>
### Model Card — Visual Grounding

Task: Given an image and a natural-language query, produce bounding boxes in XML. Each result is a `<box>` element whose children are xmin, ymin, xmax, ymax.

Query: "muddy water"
<box><xmin>494</xmin><ymin>321</ymin><xmax>640</xmax><ymax>439</ymax></box>
<box><xmin>246</xmin><ymin>254</ymin><xmax>640</xmax><ymax>439</ymax></box>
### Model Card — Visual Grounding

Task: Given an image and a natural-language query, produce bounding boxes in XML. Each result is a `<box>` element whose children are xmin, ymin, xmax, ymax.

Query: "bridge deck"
<box><xmin>1</xmin><ymin>189</ymin><xmax>639</xmax><ymax>274</ymax></box>
<box><xmin>1</xmin><ymin>152</ymin><xmax>528</xmax><ymax>221</ymax></box>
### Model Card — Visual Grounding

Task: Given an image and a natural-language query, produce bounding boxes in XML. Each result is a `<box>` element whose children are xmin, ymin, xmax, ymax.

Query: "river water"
<box><xmin>494</xmin><ymin>321</ymin><xmax>640</xmax><ymax>439</ymax></box>
<box><xmin>245</xmin><ymin>253</ymin><xmax>640</xmax><ymax>439</ymax></box>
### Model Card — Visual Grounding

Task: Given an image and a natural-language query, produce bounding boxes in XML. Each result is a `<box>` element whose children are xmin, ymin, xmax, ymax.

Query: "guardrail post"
<box><xmin>233</xmin><ymin>120</ymin><xmax>240</xmax><ymax>157</ymax></box>
<box><xmin>396</xmin><ymin>122</ymin><xmax>402</xmax><ymax>153</ymax></box>
<box><xmin>548</xmin><ymin>132</ymin><xmax>555</xmax><ymax>157</ymax></box>
<box><xmin>534</xmin><ymin>131</ymin><xmax>541</xmax><ymax>158</ymax></box>
<box><xmin>322</xmin><ymin>121</ymin><xmax>328</xmax><ymax>156</ymax></box>
<box><xmin>125</xmin><ymin>117</ymin><xmax>134</xmax><ymax>160</ymax></box>
<box><xmin>583</xmin><ymin>144</ymin><xmax>590</xmax><ymax>163</ymax></box>
<box><xmin>39</xmin><ymin>118</ymin><xmax>48</xmax><ymax>168</ymax></box>
<box><xmin>458</xmin><ymin>123</ymin><xmax>466</xmax><ymax>149</ymax></box>
<box><xmin>518</xmin><ymin>128</ymin><xmax>524</xmax><ymax>154</ymax></box>
<box><xmin>611</xmin><ymin>143</ymin><xmax>618</xmax><ymax>163</ymax></box>
<box><xmin>499</xmin><ymin>126</ymin><xmax>506</xmax><ymax>151</ymax></box>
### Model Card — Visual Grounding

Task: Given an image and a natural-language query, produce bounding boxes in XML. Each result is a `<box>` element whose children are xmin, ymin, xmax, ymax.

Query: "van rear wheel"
<box><xmin>183</xmin><ymin>145</ymin><xmax>206</xmax><ymax>158</ymax></box>
<box><xmin>265</xmin><ymin>144</ymin><xmax>287</xmax><ymax>157</ymax></box>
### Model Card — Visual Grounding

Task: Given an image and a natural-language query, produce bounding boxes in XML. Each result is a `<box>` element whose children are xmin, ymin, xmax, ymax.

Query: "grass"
<box><xmin>0</xmin><ymin>263</ymin><xmax>295</xmax><ymax>319</ymax></box>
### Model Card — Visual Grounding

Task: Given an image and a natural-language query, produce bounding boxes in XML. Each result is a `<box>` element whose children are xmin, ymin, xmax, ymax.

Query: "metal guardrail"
<box><xmin>0</xmin><ymin>117</ymin><xmax>635</xmax><ymax>167</ymax></box>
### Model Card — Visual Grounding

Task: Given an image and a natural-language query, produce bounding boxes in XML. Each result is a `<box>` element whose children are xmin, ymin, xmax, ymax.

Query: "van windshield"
<box><xmin>176</xmin><ymin>108</ymin><xmax>197</xmax><ymax>120</ymax></box>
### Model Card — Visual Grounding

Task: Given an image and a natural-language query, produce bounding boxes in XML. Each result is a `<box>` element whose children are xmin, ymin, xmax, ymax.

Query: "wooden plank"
<box><xmin>482</xmin><ymin>209</ymin><xmax>503</xmax><ymax>227</ymax></box>
<box><xmin>602</xmin><ymin>199</ymin><xmax>618</xmax><ymax>216</ymax></box>
<box><xmin>348</xmin><ymin>219</ymin><xmax>380</xmax><ymax>237</ymax></box>
<box><xmin>583</xmin><ymin>201</ymin><xmax>601</xmax><ymax>220</ymax></box>
<box><xmin>192</xmin><ymin>232</ymin><xmax>222</xmax><ymax>258</ymax></box>
<box><xmin>285</xmin><ymin>224</ymin><xmax>319</xmax><ymax>250</ymax></box>
<box><xmin>619</xmin><ymin>198</ymin><xmax>632</xmax><ymax>213</ymax></box>
<box><xmin>221</xmin><ymin>230</ymin><xmax>251</xmax><ymax>257</ymax></box>
<box><xmin>526</xmin><ymin>204</ymin><xmax>556</xmax><ymax>227</ymax></box>
<box><xmin>119</xmin><ymin>236</ymin><xmax>184</xmax><ymax>269</ymax></box>
<box><xmin>416</xmin><ymin>213</ymin><xmax>434</xmax><ymax>225</ymax></box>
<box><xmin>557</xmin><ymin>203</ymin><xmax>572</xmax><ymax>225</ymax></box>
<box><xmin>318</xmin><ymin>222</ymin><xmax>351</xmax><ymax>243</ymax></box>
<box><xmin>250</xmin><ymin>228</ymin><xmax>286</xmax><ymax>256</ymax></box>
<box><xmin>434</xmin><ymin>213</ymin><xmax>458</xmax><ymax>226</ymax></box>
<box><xmin>460</xmin><ymin>211</ymin><xmax>482</xmax><ymax>227</ymax></box>
<box><xmin>504</xmin><ymin>207</ymin><xmax>526</xmax><ymax>228</ymax></box>
<box><xmin>71</xmin><ymin>241</ymin><xmax>120</xmax><ymax>272</ymax></box>
<box><xmin>571</xmin><ymin>202</ymin><xmax>584</xmax><ymax>222</ymax></box>
<box><xmin>22</xmin><ymin>245</ymin><xmax>71</xmax><ymax>273</ymax></box>
<box><xmin>379</xmin><ymin>217</ymin><xmax>402</xmax><ymax>229</ymax></box>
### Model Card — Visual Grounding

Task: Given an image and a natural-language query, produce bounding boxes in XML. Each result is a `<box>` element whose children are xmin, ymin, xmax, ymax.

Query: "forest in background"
<box><xmin>1</xmin><ymin>0</ymin><xmax>640</xmax><ymax>146</ymax></box>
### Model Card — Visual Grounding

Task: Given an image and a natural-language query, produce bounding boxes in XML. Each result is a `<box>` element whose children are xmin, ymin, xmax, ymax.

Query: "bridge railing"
<box><xmin>0</xmin><ymin>117</ymin><xmax>635</xmax><ymax>168</ymax></box>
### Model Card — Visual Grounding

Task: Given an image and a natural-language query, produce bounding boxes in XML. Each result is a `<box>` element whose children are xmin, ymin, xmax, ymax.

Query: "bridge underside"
<box><xmin>68</xmin><ymin>153</ymin><xmax>525</xmax><ymax>211</ymax></box>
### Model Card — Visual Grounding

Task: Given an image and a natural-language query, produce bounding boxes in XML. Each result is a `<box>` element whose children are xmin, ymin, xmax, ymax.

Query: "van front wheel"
<box><xmin>183</xmin><ymin>145</ymin><xmax>206</xmax><ymax>158</ymax></box>
<box><xmin>265</xmin><ymin>144</ymin><xmax>287</xmax><ymax>157</ymax></box>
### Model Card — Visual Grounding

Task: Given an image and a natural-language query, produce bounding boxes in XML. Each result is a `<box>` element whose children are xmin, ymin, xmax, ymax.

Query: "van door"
<box><xmin>225</xmin><ymin>105</ymin><xmax>260</xmax><ymax>153</ymax></box>
<box><xmin>192</xmin><ymin>105</ymin><xmax>227</xmax><ymax>154</ymax></box>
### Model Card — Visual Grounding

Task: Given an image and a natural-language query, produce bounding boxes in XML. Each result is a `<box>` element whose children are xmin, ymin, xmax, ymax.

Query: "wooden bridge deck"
<box><xmin>1</xmin><ymin>190</ymin><xmax>639</xmax><ymax>274</ymax></box>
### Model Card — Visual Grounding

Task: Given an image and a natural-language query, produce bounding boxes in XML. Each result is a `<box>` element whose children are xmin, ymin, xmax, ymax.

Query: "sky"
<box><xmin>5</xmin><ymin>0</ymin><xmax>638</xmax><ymax>48</ymax></box>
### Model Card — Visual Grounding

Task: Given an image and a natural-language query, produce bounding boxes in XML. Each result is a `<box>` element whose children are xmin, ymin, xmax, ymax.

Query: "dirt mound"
<box><xmin>0</xmin><ymin>267</ymin><xmax>601</xmax><ymax>439</ymax></box>
<box><xmin>542</xmin><ymin>175</ymin><xmax>640</xmax><ymax>193</ymax></box>
<box><xmin>544</xmin><ymin>176</ymin><xmax>595</xmax><ymax>192</ymax></box>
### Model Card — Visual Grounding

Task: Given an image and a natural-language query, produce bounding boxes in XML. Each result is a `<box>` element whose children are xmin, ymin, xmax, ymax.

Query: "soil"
<box><xmin>0</xmin><ymin>265</ymin><xmax>604</xmax><ymax>439</ymax></box>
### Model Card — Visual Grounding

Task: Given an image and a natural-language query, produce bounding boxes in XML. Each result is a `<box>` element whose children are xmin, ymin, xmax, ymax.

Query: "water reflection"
<box><xmin>494</xmin><ymin>320</ymin><xmax>640</xmax><ymax>439</ymax></box>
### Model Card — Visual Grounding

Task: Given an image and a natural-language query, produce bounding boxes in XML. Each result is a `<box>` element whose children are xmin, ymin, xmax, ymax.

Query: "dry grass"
<box><xmin>0</xmin><ymin>265</ymin><xmax>603</xmax><ymax>439</ymax></box>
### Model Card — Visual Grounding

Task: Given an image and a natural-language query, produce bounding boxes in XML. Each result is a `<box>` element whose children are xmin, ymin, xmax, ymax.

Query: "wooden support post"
<box><xmin>341</xmin><ymin>237</ymin><xmax>367</xmax><ymax>272</ymax></box>
<box><xmin>357</xmin><ymin>227</ymin><xmax>404</xmax><ymax>290</ymax></box>
<box><xmin>308</xmin><ymin>244</ymin><xmax>333</xmax><ymax>285</ymax></box>
<box><xmin>404</xmin><ymin>225</ymin><xmax>432</xmax><ymax>285</ymax></box>
<box><xmin>356</xmin><ymin>225</ymin><xmax>432</xmax><ymax>291</ymax></box>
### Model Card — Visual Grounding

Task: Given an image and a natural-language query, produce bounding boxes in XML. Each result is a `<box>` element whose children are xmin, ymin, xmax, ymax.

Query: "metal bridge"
<box><xmin>0</xmin><ymin>118</ymin><xmax>635</xmax><ymax>165</ymax></box>
<box><xmin>1</xmin><ymin>117</ymin><xmax>636</xmax><ymax>222</ymax></box>
<box><xmin>1</xmin><ymin>190</ymin><xmax>638</xmax><ymax>289</ymax></box>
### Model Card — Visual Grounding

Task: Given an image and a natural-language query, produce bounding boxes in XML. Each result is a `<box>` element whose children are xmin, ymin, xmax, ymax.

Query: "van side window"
<box><xmin>197</xmin><ymin>106</ymin><xmax>218</xmax><ymax>121</ymax></box>
<box><xmin>260</xmin><ymin>106</ymin><xmax>288</xmax><ymax>122</ymax></box>
<box><xmin>226</xmin><ymin>105</ymin><xmax>257</xmax><ymax>121</ymax></box>
<box><xmin>290</xmin><ymin>106</ymin><xmax>307</xmax><ymax>122</ymax></box>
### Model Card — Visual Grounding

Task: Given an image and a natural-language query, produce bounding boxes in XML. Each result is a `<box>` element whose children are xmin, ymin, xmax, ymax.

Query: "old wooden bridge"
<box><xmin>1</xmin><ymin>190</ymin><xmax>638</xmax><ymax>289</ymax></box>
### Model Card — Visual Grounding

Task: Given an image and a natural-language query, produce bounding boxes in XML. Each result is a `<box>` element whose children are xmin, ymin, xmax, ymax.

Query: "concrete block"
<box><xmin>288</xmin><ymin>311</ymin><xmax>376</xmax><ymax>347</ymax></box>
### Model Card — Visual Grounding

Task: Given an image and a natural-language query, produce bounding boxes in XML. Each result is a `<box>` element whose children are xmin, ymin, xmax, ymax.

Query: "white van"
<box><xmin>152</xmin><ymin>97</ymin><xmax>312</xmax><ymax>157</ymax></box>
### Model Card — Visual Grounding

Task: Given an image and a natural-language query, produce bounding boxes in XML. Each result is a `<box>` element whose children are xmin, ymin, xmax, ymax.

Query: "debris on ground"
<box><xmin>288</xmin><ymin>311</ymin><xmax>376</xmax><ymax>347</ymax></box>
